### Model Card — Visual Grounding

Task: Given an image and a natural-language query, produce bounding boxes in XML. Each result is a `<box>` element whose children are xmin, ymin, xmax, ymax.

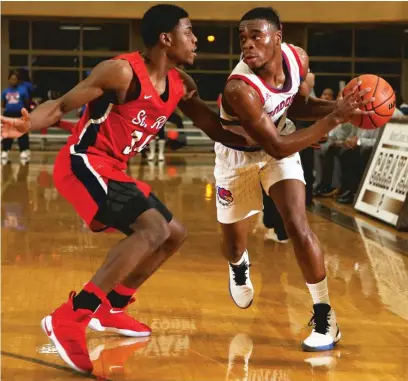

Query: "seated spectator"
<box><xmin>336</xmin><ymin>127</ymin><xmax>379</xmax><ymax>204</ymax></box>
<box><xmin>396</xmin><ymin>93</ymin><xmax>408</xmax><ymax>116</ymax></box>
<box><xmin>315</xmin><ymin>122</ymin><xmax>356</xmax><ymax>198</ymax></box>
<box><xmin>296</xmin><ymin>72</ymin><xmax>317</xmax><ymax>206</ymax></box>
<box><xmin>312</xmin><ymin>88</ymin><xmax>342</xmax><ymax>197</ymax></box>
<box><xmin>320</xmin><ymin>87</ymin><xmax>334</xmax><ymax>102</ymax></box>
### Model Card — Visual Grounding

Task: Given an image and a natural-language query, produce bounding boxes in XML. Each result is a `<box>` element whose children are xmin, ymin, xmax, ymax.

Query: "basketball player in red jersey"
<box><xmin>1</xmin><ymin>5</ymin><xmax>252</xmax><ymax>373</ymax></box>
<box><xmin>216</xmin><ymin>8</ymin><xmax>373</xmax><ymax>352</ymax></box>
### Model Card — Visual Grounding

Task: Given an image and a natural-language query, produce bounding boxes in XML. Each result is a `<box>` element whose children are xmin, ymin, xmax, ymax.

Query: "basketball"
<box><xmin>343</xmin><ymin>74</ymin><xmax>396</xmax><ymax>130</ymax></box>
<box><xmin>167</xmin><ymin>129</ymin><xmax>179</xmax><ymax>140</ymax></box>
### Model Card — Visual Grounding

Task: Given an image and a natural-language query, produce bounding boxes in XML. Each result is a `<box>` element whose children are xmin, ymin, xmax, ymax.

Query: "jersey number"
<box><xmin>122</xmin><ymin>130</ymin><xmax>152</xmax><ymax>155</ymax></box>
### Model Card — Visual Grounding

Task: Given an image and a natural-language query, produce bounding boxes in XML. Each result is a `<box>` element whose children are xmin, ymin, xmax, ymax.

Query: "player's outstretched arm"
<box><xmin>224</xmin><ymin>79</ymin><xmax>373</xmax><ymax>160</ymax></box>
<box><xmin>289</xmin><ymin>94</ymin><xmax>337</xmax><ymax>121</ymax></box>
<box><xmin>1</xmin><ymin>60</ymin><xmax>132</xmax><ymax>139</ymax></box>
<box><xmin>176</xmin><ymin>70</ymin><xmax>254</xmax><ymax>146</ymax></box>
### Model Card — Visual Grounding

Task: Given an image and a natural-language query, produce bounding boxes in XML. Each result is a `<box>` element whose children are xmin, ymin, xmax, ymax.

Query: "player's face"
<box><xmin>167</xmin><ymin>18</ymin><xmax>197</xmax><ymax>65</ymax></box>
<box><xmin>9</xmin><ymin>74</ymin><xmax>19</xmax><ymax>87</ymax></box>
<box><xmin>239</xmin><ymin>19</ymin><xmax>282</xmax><ymax>70</ymax></box>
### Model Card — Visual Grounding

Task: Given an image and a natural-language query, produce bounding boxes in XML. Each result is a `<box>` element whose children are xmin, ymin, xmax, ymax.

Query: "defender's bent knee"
<box><xmin>129</xmin><ymin>209</ymin><xmax>171</xmax><ymax>252</ymax></box>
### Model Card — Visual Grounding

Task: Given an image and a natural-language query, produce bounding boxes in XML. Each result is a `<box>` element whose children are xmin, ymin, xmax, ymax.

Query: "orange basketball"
<box><xmin>343</xmin><ymin>74</ymin><xmax>396</xmax><ymax>130</ymax></box>
<box><xmin>167</xmin><ymin>130</ymin><xmax>179</xmax><ymax>140</ymax></box>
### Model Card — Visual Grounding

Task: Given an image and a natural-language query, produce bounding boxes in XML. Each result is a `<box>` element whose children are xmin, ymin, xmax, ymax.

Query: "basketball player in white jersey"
<box><xmin>216</xmin><ymin>7</ymin><xmax>373</xmax><ymax>351</ymax></box>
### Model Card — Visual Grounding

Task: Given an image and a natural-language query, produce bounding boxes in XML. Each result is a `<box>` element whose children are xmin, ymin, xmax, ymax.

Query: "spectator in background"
<box><xmin>1</xmin><ymin>71</ymin><xmax>30</xmax><ymax>164</ymax></box>
<box><xmin>147</xmin><ymin>123</ymin><xmax>167</xmax><ymax>162</ymax></box>
<box><xmin>320</xmin><ymin>88</ymin><xmax>334</xmax><ymax>102</ymax></box>
<box><xmin>18</xmin><ymin>68</ymin><xmax>38</xmax><ymax>112</ymax></box>
<box><xmin>336</xmin><ymin>127</ymin><xmax>379</xmax><ymax>204</ymax></box>
<box><xmin>147</xmin><ymin>109</ymin><xmax>186</xmax><ymax>162</ymax></box>
<box><xmin>315</xmin><ymin>122</ymin><xmax>355</xmax><ymax>198</ymax></box>
<box><xmin>296</xmin><ymin>72</ymin><xmax>317</xmax><ymax>206</ymax></box>
<box><xmin>396</xmin><ymin>93</ymin><xmax>408</xmax><ymax>116</ymax></box>
<box><xmin>17</xmin><ymin>68</ymin><xmax>34</xmax><ymax>100</ymax></box>
<box><xmin>312</xmin><ymin>88</ymin><xmax>343</xmax><ymax>197</ymax></box>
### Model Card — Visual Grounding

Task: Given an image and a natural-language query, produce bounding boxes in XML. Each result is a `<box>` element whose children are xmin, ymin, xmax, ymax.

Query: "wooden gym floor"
<box><xmin>1</xmin><ymin>152</ymin><xmax>408</xmax><ymax>381</ymax></box>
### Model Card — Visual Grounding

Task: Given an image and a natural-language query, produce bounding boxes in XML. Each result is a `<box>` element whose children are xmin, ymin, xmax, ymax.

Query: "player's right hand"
<box><xmin>1</xmin><ymin>108</ymin><xmax>31</xmax><ymax>139</ymax></box>
<box><xmin>330</xmin><ymin>82</ymin><xmax>374</xmax><ymax>125</ymax></box>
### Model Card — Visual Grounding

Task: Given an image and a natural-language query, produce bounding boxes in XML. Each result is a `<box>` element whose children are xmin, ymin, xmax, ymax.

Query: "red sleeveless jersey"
<box><xmin>66</xmin><ymin>52</ymin><xmax>185</xmax><ymax>170</ymax></box>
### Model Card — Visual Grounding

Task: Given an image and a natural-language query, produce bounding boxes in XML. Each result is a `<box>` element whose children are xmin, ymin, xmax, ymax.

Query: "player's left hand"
<box><xmin>331</xmin><ymin>83</ymin><xmax>374</xmax><ymax>124</ymax></box>
<box><xmin>1</xmin><ymin>108</ymin><xmax>31</xmax><ymax>138</ymax></box>
<box><xmin>337</xmin><ymin>84</ymin><xmax>374</xmax><ymax>119</ymax></box>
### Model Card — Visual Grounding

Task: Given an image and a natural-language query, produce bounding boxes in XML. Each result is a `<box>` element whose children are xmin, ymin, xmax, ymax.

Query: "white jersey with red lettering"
<box><xmin>220</xmin><ymin>43</ymin><xmax>303</xmax><ymax>138</ymax></box>
<box><xmin>214</xmin><ymin>43</ymin><xmax>306</xmax><ymax>224</ymax></box>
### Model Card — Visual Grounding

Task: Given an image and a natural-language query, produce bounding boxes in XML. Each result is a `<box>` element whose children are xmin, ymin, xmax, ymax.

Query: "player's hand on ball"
<box><xmin>330</xmin><ymin>82</ymin><xmax>374</xmax><ymax>124</ymax></box>
<box><xmin>1</xmin><ymin>108</ymin><xmax>31</xmax><ymax>139</ymax></box>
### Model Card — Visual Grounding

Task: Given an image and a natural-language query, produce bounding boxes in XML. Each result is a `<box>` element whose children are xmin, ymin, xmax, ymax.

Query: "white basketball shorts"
<box><xmin>214</xmin><ymin>142</ymin><xmax>305</xmax><ymax>224</ymax></box>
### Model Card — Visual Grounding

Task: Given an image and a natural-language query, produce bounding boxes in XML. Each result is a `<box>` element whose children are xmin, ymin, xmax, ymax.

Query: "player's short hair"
<box><xmin>141</xmin><ymin>4</ymin><xmax>189</xmax><ymax>48</ymax></box>
<box><xmin>241</xmin><ymin>7</ymin><xmax>282</xmax><ymax>30</ymax></box>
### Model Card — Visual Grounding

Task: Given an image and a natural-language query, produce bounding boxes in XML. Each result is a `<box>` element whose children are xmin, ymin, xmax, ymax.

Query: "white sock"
<box><xmin>231</xmin><ymin>250</ymin><xmax>247</xmax><ymax>266</ymax></box>
<box><xmin>306</xmin><ymin>277</ymin><xmax>330</xmax><ymax>305</ymax></box>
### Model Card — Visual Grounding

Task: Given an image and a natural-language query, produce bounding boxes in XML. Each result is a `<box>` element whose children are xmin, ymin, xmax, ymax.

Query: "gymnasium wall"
<box><xmin>2</xmin><ymin>1</ymin><xmax>408</xmax><ymax>23</ymax></box>
<box><xmin>2</xmin><ymin>1</ymin><xmax>407</xmax><ymax>102</ymax></box>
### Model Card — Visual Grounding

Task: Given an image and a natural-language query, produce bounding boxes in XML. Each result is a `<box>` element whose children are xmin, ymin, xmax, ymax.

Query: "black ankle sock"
<box><xmin>107</xmin><ymin>290</ymin><xmax>132</xmax><ymax>308</ymax></box>
<box><xmin>73</xmin><ymin>290</ymin><xmax>101</xmax><ymax>312</ymax></box>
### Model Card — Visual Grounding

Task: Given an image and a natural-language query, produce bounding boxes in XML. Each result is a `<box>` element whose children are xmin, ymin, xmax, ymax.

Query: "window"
<box><xmin>33</xmin><ymin>22</ymin><xmax>80</xmax><ymax>50</ymax></box>
<box><xmin>7</xmin><ymin>18</ymin><xmax>405</xmax><ymax>109</ymax></box>
<box><xmin>194</xmin><ymin>25</ymin><xmax>230</xmax><ymax>54</ymax></box>
<box><xmin>232</xmin><ymin>26</ymin><xmax>241</xmax><ymax>54</ymax></box>
<box><xmin>32</xmin><ymin>55</ymin><xmax>79</xmax><ymax>68</ymax></box>
<box><xmin>282</xmin><ymin>24</ymin><xmax>306</xmax><ymax>48</ymax></box>
<box><xmin>9</xmin><ymin>20</ymin><xmax>29</xmax><ymax>49</ymax></box>
<box><xmin>355</xmin><ymin>28</ymin><xmax>402</xmax><ymax>58</ymax></box>
<box><xmin>189</xmin><ymin>73</ymin><xmax>228</xmax><ymax>101</ymax></box>
<box><xmin>10</xmin><ymin>55</ymin><xmax>28</xmax><ymax>67</ymax></box>
<box><xmin>314</xmin><ymin>75</ymin><xmax>352</xmax><ymax>98</ymax></box>
<box><xmin>308</xmin><ymin>28</ymin><xmax>352</xmax><ymax>57</ymax></box>
<box><xmin>32</xmin><ymin>70</ymin><xmax>79</xmax><ymax>98</ymax></box>
<box><xmin>355</xmin><ymin>61</ymin><xmax>401</xmax><ymax>76</ymax></box>
<box><xmin>83</xmin><ymin>23</ymin><xmax>129</xmax><ymax>51</ymax></box>
<box><xmin>309</xmin><ymin>61</ymin><xmax>352</xmax><ymax>74</ymax></box>
<box><xmin>83</xmin><ymin>56</ymin><xmax>114</xmax><ymax>68</ymax></box>
<box><xmin>381</xmin><ymin>76</ymin><xmax>401</xmax><ymax>96</ymax></box>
